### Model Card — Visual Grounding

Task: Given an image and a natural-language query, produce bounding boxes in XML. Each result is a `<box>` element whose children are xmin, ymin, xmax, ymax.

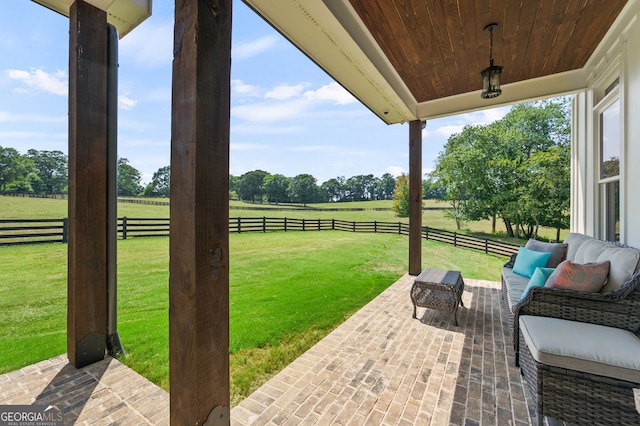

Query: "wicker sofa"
<box><xmin>501</xmin><ymin>233</ymin><xmax>640</xmax><ymax>425</ymax></box>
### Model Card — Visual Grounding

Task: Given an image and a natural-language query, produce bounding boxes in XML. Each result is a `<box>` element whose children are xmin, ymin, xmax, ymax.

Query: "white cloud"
<box><xmin>231</xmin><ymin>99</ymin><xmax>309</xmax><ymax>123</ymax></box>
<box><xmin>424</xmin><ymin>105</ymin><xmax>511</xmax><ymax>140</ymax></box>
<box><xmin>6</xmin><ymin>68</ymin><xmax>67</xmax><ymax>96</ymax></box>
<box><xmin>461</xmin><ymin>106</ymin><xmax>510</xmax><ymax>125</ymax></box>
<box><xmin>119</xmin><ymin>18</ymin><xmax>173</xmax><ymax>68</ymax></box>
<box><xmin>119</xmin><ymin>95</ymin><xmax>137</xmax><ymax>110</ymax></box>
<box><xmin>265</xmin><ymin>84</ymin><xmax>306</xmax><ymax>100</ymax></box>
<box><xmin>231</xmin><ymin>79</ymin><xmax>261</xmax><ymax>97</ymax></box>
<box><xmin>386</xmin><ymin>166</ymin><xmax>405</xmax><ymax>177</ymax></box>
<box><xmin>433</xmin><ymin>124</ymin><xmax>464</xmax><ymax>138</ymax></box>
<box><xmin>304</xmin><ymin>82</ymin><xmax>357</xmax><ymax>105</ymax></box>
<box><xmin>233</xmin><ymin>35</ymin><xmax>278</xmax><ymax>60</ymax></box>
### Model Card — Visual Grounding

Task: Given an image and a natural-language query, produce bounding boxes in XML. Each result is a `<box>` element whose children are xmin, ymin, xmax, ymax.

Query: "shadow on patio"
<box><xmin>0</xmin><ymin>276</ymin><xmax>538</xmax><ymax>425</ymax></box>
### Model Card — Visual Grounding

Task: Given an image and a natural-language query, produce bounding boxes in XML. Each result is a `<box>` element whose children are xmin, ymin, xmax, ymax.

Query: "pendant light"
<box><xmin>480</xmin><ymin>23</ymin><xmax>503</xmax><ymax>99</ymax></box>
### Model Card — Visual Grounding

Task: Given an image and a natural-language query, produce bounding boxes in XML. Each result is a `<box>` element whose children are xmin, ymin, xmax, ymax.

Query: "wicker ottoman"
<box><xmin>410</xmin><ymin>268</ymin><xmax>465</xmax><ymax>325</ymax></box>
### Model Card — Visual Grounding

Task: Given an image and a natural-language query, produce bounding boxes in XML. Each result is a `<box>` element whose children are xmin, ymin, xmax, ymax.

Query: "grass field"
<box><xmin>0</xmin><ymin>227</ymin><xmax>505</xmax><ymax>405</ymax></box>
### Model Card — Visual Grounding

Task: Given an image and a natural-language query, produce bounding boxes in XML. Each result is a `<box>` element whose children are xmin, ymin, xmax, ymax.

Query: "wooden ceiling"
<box><xmin>348</xmin><ymin>0</ymin><xmax>628</xmax><ymax>103</ymax></box>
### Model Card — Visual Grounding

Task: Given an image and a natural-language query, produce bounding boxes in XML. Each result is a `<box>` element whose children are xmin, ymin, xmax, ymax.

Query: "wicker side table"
<box><xmin>410</xmin><ymin>268</ymin><xmax>465</xmax><ymax>326</ymax></box>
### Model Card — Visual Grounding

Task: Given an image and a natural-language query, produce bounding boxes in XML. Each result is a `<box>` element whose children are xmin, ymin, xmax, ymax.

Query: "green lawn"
<box><xmin>0</xmin><ymin>230</ymin><xmax>504</xmax><ymax>405</ymax></box>
<box><xmin>0</xmin><ymin>195</ymin><xmax>566</xmax><ymax>242</ymax></box>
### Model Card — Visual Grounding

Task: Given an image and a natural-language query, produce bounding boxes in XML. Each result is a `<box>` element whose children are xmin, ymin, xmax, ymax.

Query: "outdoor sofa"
<box><xmin>501</xmin><ymin>232</ymin><xmax>640</xmax><ymax>425</ymax></box>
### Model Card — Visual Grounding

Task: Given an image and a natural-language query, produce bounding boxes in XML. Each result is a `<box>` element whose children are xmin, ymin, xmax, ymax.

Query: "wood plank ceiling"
<box><xmin>349</xmin><ymin>0</ymin><xmax>628</xmax><ymax>103</ymax></box>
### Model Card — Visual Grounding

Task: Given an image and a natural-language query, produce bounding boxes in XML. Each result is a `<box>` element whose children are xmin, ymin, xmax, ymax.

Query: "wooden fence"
<box><xmin>0</xmin><ymin>217</ymin><xmax>519</xmax><ymax>257</ymax></box>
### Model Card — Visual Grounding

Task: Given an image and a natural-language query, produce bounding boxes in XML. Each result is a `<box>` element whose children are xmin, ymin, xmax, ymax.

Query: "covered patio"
<box><xmin>1</xmin><ymin>277</ymin><xmax>537</xmax><ymax>425</ymax></box>
<box><xmin>12</xmin><ymin>0</ymin><xmax>640</xmax><ymax>423</ymax></box>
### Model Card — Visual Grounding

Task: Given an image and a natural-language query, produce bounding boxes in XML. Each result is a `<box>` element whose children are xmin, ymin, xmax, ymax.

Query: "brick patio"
<box><xmin>0</xmin><ymin>276</ymin><xmax>540</xmax><ymax>425</ymax></box>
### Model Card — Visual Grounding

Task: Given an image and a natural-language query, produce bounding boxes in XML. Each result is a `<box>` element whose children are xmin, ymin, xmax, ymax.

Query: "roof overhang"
<box><xmin>243</xmin><ymin>0</ymin><xmax>634</xmax><ymax>124</ymax></box>
<box><xmin>31</xmin><ymin>0</ymin><xmax>152</xmax><ymax>38</ymax></box>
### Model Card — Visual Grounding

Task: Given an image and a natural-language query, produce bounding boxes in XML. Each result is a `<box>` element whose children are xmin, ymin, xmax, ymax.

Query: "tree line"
<box><xmin>0</xmin><ymin>148</ymin><xmax>149</xmax><ymax>197</ymax></box>
<box><xmin>0</xmin><ymin>148</ymin><xmax>409</xmax><ymax>204</ymax></box>
<box><xmin>230</xmin><ymin>171</ymin><xmax>400</xmax><ymax>205</ymax></box>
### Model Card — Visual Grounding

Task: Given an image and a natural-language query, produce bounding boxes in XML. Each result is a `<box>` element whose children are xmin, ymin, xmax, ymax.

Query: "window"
<box><xmin>600</xmin><ymin>99</ymin><xmax>620</xmax><ymax>179</ymax></box>
<box><xmin>596</xmin><ymin>80</ymin><xmax>621</xmax><ymax>242</ymax></box>
<box><xmin>603</xmin><ymin>181</ymin><xmax>620</xmax><ymax>242</ymax></box>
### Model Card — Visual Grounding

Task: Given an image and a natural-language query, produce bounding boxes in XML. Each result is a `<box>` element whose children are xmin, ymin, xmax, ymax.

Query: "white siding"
<box><xmin>572</xmin><ymin>1</ymin><xmax>640</xmax><ymax>246</ymax></box>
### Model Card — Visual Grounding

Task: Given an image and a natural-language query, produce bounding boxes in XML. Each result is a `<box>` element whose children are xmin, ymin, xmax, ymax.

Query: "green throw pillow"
<box><xmin>513</xmin><ymin>246</ymin><xmax>552</xmax><ymax>278</ymax></box>
<box><xmin>520</xmin><ymin>267</ymin><xmax>555</xmax><ymax>300</ymax></box>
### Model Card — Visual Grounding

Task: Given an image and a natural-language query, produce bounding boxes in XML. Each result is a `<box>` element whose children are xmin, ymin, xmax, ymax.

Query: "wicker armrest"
<box><xmin>504</xmin><ymin>252</ymin><xmax>518</xmax><ymax>268</ymax></box>
<box><xmin>515</xmin><ymin>277</ymin><xmax>640</xmax><ymax>331</ymax></box>
<box><xmin>511</xmin><ymin>271</ymin><xmax>640</xmax><ymax>362</ymax></box>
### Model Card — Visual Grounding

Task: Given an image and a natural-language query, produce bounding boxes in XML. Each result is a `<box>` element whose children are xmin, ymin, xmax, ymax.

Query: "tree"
<box><xmin>117</xmin><ymin>157</ymin><xmax>143</xmax><ymax>196</ymax></box>
<box><xmin>263</xmin><ymin>174</ymin><xmax>290</xmax><ymax>203</ymax></box>
<box><xmin>288</xmin><ymin>174</ymin><xmax>318</xmax><ymax>206</ymax></box>
<box><xmin>236</xmin><ymin>170</ymin><xmax>267</xmax><ymax>203</ymax></box>
<box><xmin>391</xmin><ymin>174</ymin><xmax>410</xmax><ymax>217</ymax></box>
<box><xmin>431</xmin><ymin>98</ymin><xmax>571</xmax><ymax>237</ymax></box>
<box><xmin>430</xmin><ymin>127</ymin><xmax>487</xmax><ymax>230</ymax></box>
<box><xmin>377</xmin><ymin>173</ymin><xmax>397</xmax><ymax>200</ymax></box>
<box><xmin>0</xmin><ymin>147</ymin><xmax>35</xmax><ymax>192</ymax></box>
<box><xmin>321</xmin><ymin>177</ymin><xmax>347</xmax><ymax>202</ymax></box>
<box><xmin>143</xmin><ymin>165</ymin><xmax>170</xmax><ymax>197</ymax></box>
<box><xmin>423</xmin><ymin>177</ymin><xmax>445</xmax><ymax>200</ymax></box>
<box><xmin>27</xmin><ymin>149</ymin><xmax>68</xmax><ymax>193</ymax></box>
<box><xmin>521</xmin><ymin>145</ymin><xmax>571</xmax><ymax>240</ymax></box>
<box><xmin>229</xmin><ymin>174</ymin><xmax>238</xmax><ymax>199</ymax></box>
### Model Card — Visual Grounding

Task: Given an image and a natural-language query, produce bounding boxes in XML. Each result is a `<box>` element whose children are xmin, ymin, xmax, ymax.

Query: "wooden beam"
<box><xmin>67</xmin><ymin>0</ymin><xmax>109</xmax><ymax>368</ymax></box>
<box><xmin>409</xmin><ymin>120</ymin><xmax>423</xmax><ymax>275</ymax></box>
<box><xmin>169</xmin><ymin>0</ymin><xmax>231</xmax><ymax>424</ymax></box>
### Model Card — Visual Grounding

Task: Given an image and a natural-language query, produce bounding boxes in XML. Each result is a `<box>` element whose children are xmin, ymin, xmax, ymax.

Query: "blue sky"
<box><xmin>1</xmin><ymin>1</ymin><xmax>509</xmax><ymax>185</ymax></box>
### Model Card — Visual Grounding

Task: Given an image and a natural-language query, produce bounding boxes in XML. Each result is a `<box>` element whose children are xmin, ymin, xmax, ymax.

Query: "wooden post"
<box><xmin>409</xmin><ymin>120</ymin><xmax>423</xmax><ymax>275</ymax></box>
<box><xmin>67</xmin><ymin>0</ymin><xmax>109</xmax><ymax>368</ymax></box>
<box><xmin>170</xmin><ymin>0</ymin><xmax>231</xmax><ymax>424</ymax></box>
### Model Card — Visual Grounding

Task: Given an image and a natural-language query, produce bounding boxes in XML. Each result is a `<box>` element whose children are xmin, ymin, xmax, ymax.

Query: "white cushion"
<box><xmin>597</xmin><ymin>246</ymin><xmax>640</xmax><ymax>293</ymax></box>
<box><xmin>519</xmin><ymin>316</ymin><xmax>640</xmax><ymax>383</ymax></box>
<box><xmin>564</xmin><ymin>233</ymin><xmax>593</xmax><ymax>262</ymax></box>
<box><xmin>573</xmin><ymin>238</ymin><xmax>608</xmax><ymax>264</ymax></box>
<box><xmin>502</xmin><ymin>267</ymin><xmax>531</xmax><ymax>310</ymax></box>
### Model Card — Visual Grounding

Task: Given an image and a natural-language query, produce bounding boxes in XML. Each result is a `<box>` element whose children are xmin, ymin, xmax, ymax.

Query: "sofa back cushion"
<box><xmin>563</xmin><ymin>233</ymin><xmax>640</xmax><ymax>293</ymax></box>
<box><xmin>597</xmin><ymin>247</ymin><xmax>640</xmax><ymax>292</ymax></box>
<box><xmin>564</xmin><ymin>233</ymin><xmax>593</xmax><ymax>262</ymax></box>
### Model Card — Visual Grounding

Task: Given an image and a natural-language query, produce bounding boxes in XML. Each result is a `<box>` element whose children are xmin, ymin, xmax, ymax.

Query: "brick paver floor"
<box><xmin>0</xmin><ymin>354</ymin><xmax>169</xmax><ymax>425</ymax></box>
<box><xmin>0</xmin><ymin>276</ymin><xmax>540</xmax><ymax>425</ymax></box>
<box><xmin>231</xmin><ymin>275</ymin><xmax>537</xmax><ymax>425</ymax></box>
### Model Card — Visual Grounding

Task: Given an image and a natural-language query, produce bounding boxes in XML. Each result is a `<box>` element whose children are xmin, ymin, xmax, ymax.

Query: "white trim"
<box><xmin>591</xmin><ymin>45</ymin><xmax>626</xmax><ymax>242</ymax></box>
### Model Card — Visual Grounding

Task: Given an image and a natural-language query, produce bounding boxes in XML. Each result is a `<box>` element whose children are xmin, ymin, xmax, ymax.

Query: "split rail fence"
<box><xmin>0</xmin><ymin>217</ymin><xmax>518</xmax><ymax>257</ymax></box>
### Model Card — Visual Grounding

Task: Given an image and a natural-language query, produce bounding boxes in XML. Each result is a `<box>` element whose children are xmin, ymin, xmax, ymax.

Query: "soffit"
<box><xmin>244</xmin><ymin>0</ymin><xmax>630</xmax><ymax>123</ymax></box>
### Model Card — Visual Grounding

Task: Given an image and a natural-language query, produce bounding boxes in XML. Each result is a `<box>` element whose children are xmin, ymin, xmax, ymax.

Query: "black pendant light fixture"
<box><xmin>480</xmin><ymin>23</ymin><xmax>503</xmax><ymax>99</ymax></box>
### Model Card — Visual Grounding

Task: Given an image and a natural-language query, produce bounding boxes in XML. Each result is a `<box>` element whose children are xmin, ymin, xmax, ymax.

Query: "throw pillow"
<box><xmin>525</xmin><ymin>239</ymin><xmax>568</xmax><ymax>268</ymax></box>
<box><xmin>544</xmin><ymin>260</ymin><xmax>610</xmax><ymax>292</ymax></box>
<box><xmin>513</xmin><ymin>246</ymin><xmax>552</xmax><ymax>278</ymax></box>
<box><xmin>520</xmin><ymin>267</ymin><xmax>555</xmax><ymax>300</ymax></box>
